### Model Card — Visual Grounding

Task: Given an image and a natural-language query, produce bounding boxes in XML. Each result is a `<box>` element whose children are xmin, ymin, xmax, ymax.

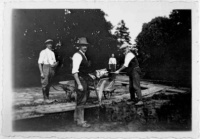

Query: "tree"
<box><xmin>135</xmin><ymin>10</ymin><xmax>191</xmax><ymax>86</ymax></box>
<box><xmin>114</xmin><ymin>20</ymin><xmax>131</xmax><ymax>44</ymax></box>
<box><xmin>12</xmin><ymin>9</ymin><xmax>118</xmax><ymax>87</ymax></box>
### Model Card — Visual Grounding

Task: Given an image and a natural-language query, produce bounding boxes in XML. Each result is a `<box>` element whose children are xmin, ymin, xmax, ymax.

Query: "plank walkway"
<box><xmin>13</xmin><ymin>78</ymin><xmax>188</xmax><ymax>120</ymax></box>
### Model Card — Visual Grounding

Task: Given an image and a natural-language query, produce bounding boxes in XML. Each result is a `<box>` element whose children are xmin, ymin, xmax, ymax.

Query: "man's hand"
<box><xmin>41</xmin><ymin>73</ymin><xmax>44</xmax><ymax>79</ymax></box>
<box><xmin>78</xmin><ymin>84</ymin><xmax>84</xmax><ymax>91</ymax></box>
<box><xmin>51</xmin><ymin>61</ymin><xmax>59</xmax><ymax>68</ymax></box>
<box><xmin>115</xmin><ymin>70</ymin><xmax>120</xmax><ymax>74</ymax></box>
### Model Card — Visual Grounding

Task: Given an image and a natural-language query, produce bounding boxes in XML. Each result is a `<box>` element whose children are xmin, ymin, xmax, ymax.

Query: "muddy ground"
<box><xmin>13</xmin><ymin>88</ymin><xmax>191</xmax><ymax>131</ymax></box>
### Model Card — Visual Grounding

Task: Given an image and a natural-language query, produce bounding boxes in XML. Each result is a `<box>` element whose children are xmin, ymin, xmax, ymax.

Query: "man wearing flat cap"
<box><xmin>115</xmin><ymin>42</ymin><xmax>143</xmax><ymax>106</ymax></box>
<box><xmin>72</xmin><ymin>37</ymin><xmax>92</xmax><ymax>128</ymax></box>
<box><xmin>38</xmin><ymin>39</ymin><xmax>59</xmax><ymax>102</ymax></box>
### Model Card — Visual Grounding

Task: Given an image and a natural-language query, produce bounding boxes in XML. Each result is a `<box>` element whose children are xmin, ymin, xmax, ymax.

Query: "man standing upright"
<box><xmin>115</xmin><ymin>42</ymin><xmax>143</xmax><ymax>105</ymax></box>
<box><xmin>108</xmin><ymin>53</ymin><xmax>117</xmax><ymax>72</ymax></box>
<box><xmin>72</xmin><ymin>37</ymin><xmax>91</xmax><ymax>128</ymax></box>
<box><xmin>38</xmin><ymin>39</ymin><xmax>59</xmax><ymax>102</ymax></box>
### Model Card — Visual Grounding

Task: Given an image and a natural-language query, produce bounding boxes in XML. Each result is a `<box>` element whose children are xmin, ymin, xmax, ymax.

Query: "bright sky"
<box><xmin>101</xmin><ymin>1</ymin><xmax>196</xmax><ymax>44</ymax></box>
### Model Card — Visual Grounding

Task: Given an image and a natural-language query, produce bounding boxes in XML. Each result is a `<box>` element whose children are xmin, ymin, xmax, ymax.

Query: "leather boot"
<box><xmin>130</xmin><ymin>92</ymin><xmax>135</xmax><ymax>101</ymax></box>
<box><xmin>46</xmin><ymin>87</ymin><xmax>50</xmax><ymax>99</ymax></box>
<box><xmin>42</xmin><ymin>88</ymin><xmax>48</xmax><ymax>100</ymax></box>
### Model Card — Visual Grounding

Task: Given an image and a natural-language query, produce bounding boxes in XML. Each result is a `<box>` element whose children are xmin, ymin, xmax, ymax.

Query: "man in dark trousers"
<box><xmin>115</xmin><ymin>42</ymin><xmax>143</xmax><ymax>105</ymax></box>
<box><xmin>38</xmin><ymin>39</ymin><xmax>59</xmax><ymax>102</ymax></box>
<box><xmin>72</xmin><ymin>37</ymin><xmax>91</xmax><ymax>128</ymax></box>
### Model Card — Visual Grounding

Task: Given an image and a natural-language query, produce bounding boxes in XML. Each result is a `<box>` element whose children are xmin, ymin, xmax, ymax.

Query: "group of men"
<box><xmin>38</xmin><ymin>37</ymin><xmax>143</xmax><ymax>128</ymax></box>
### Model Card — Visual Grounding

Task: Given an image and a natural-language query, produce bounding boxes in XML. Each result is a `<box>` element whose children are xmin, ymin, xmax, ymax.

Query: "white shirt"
<box><xmin>38</xmin><ymin>48</ymin><xmax>56</xmax><ymax>65</ymax></box>
<box><xmin>72</xmin><ymin>50</ymin><xmax>87</xmax><ymax>74</ymax></box>
<box><xmin>108</xmin><ymin>57</ymin><xmax>117</xmax><ymax>64</ymax></box>
<box><xmin>124</xmin><ymin>52</ymin><xmax>135</xmax><ymax>67</ymax></box>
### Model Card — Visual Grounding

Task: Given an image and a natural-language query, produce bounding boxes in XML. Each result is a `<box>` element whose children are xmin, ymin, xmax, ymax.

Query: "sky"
<box><xmin>101</xmin><ymin>1</ymin><xmax>196</xmax><ymax>44</ymax></box>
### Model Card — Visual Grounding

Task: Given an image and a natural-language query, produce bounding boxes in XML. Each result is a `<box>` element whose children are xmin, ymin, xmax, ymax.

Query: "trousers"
<box><xmin>74</xmin><ymin>75</ymin><xmax>91</xmax><ymax>124</ymax></box>
<box><xmin>41</xmin><ymin>64</ymin><xmax>55</xmax><ymax>99</ymax></box>
<box><xmin>129</xmin><ymin>67</ymin><xmax>142</xmax><ymax>100</ymax></box>
<box><xmin>109</xmin><ymin>64</ymin><xmax>116</xmax><ymax>72</ymax></box>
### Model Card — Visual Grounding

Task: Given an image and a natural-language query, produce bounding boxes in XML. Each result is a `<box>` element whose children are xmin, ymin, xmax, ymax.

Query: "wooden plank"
<box><xmin>115</xmin><ymin>81</ymin><xmax>187</xmax><ymax>94</ymax></box>
<box><xmin>35</xmin><ymin>103</ymin><xmax>100</xmax><ymax>114</ymax></box>
<box><xmin>115</xmin><ymin>81</ymin><xmax>129</xmax><ymax>85</ymax></box>
<box><xmin>142</xmin><ymin>86</ymin><xmax>164</xmax><ymax>96</ymax></box>
<box><xmin>14</xmin><ymin>112</ymin><xmax>44</xmax><ymax>120</ymax></box>
<box><xmin>165</xmin><ymin>88</ymin><xmax>187</xmax><ymax>93</ymax></box>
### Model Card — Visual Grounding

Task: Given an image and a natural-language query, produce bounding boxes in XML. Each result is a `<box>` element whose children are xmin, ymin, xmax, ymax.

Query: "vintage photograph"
<box><xmin>1</xmin><ymin>0</ymin><xmax>199</xmax><ymax>138</ymax></box>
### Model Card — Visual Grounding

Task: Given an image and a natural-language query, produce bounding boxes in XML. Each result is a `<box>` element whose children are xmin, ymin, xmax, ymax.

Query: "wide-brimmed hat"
<box><xmin>45</xmin><ymin>39</ymin><xmax>53</xmax><ymax>44</ymax></box>
<box><xmin>76</xmin><ymin>37</ymin><xmax>89</xmax><ymax>46</ymax></box>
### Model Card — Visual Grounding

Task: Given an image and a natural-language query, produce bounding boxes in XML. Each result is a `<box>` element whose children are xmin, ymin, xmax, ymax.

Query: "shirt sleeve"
<box><xmin>124</xmin><ymin>53</ymin><xmax>135</xmax><ymax>67</ymax></box>
<box><xmin>108</xmin><ymin>58</ymin><xmax>111</xmax><ymax>64</ymax></box>
<box><xmin>114</xmin><ymin>58</ymin><xmax>117</xmax><ymax>64</ymax></box>
<box><xmin>52</xmin><ymin>52</ymin><xmax>56</xmax><ymax>63</ymax></box>
<box><xmin>72</xmin><ymin>53</ymin><xmax>82</xmax><ymax>74</ymax></box>
<box><xmin>38</xmin><ymin>51</ymin><xmax>44</xmax><ymax>64</ymax></box>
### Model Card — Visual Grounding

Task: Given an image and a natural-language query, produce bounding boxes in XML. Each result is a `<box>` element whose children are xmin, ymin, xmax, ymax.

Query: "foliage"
<box><xmin>115</xmin><ymin>20</ymin><xmax>131</xmax><ymax>45</ymax></box>
<box><xmin>13</xmin><ymin>9</ymin><xmax>118</xmax><ymax>87</ymax></box>
<box><xmin>135</xmin><ymin>10</ymin><xmax>191</xmax><ymax>86</ymax></box>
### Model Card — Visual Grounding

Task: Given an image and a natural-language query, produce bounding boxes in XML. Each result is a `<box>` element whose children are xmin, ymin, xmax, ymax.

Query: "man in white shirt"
<box><xmin>38</xmin><ymin>39</ymin><xmax>59</xmax><ymax>102</ymax></box>
<box><xmin>72</xmin><ymin>37</ymin><xmax>91</xmax><ymax>128</ymax></box>
<box><xmin>115</xmin><ymin>42</ymin><xmax>143</xmax><ymax>106</ymax></box>
<box><xmin>108</xmin><ymin>54</ymin><xmax>117</xmax><ymax>72</ymax></box>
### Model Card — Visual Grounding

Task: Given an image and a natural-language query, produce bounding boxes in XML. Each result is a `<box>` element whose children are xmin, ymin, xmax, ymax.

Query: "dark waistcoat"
<box><xmin>77</xmin><ymin>51</ymin><xmax>90</xmax><ymax>76</ymax></box>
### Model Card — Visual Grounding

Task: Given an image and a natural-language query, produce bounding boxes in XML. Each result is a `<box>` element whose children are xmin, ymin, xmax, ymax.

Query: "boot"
<box><xmin>46</xmin><ymin>87</ymin><xmax>50</xmax><ymax>99</ymax></box>
<box><xmin>130</xmin><ymin>93</ymin><xmax>135</xmax><ymax>101</ymax></box>
<box><xmin>42</xmin><ymin>88</ymin><xmax>48</xmax><ymax>100</ymax></box>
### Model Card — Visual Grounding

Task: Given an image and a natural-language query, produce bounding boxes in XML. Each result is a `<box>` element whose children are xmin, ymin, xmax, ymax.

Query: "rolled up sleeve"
<box><xmin>124</xmin><ymin>53</ymin><xmax>135</xmax><ymax>67</ymax></box>
<box><xmin>38</xmin><ymin>51</ymin><xmax>44</xmax><ymax>64</ymax></box>
<box><xmin>72</xmin><ymin>53</ymin><xmax>82</xmax><ymax>74</ymax></box>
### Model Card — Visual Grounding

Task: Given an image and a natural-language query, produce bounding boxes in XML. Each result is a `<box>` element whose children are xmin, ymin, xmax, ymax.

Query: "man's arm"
<box><xmin>108</xmin><ymin>58</ymin><xmax>111</xmax><ymax>69</ymax></box>
<box><xmin>38</xmin><ymin>51</ymin><xmax>44</xmax><ymax>78</ymax></box>
<box><xmin>73</xmin><ymin>73</ymin><xmax>83</xmax><ymax>91</ymax></box>
<box><xmin>51</xmin><ymin>52</ymin><xmax>59</xmax><ymax>67</ymax></box>
<box><xmin>38</xmin><ymin>64</ymin><xmax>44</xmax><ymax>78</ymax></box>
<box><xmin>51</xmin><ymin>61</ymin><xmax>59</xmax><ymax>67</ymax></box>
<box><xmin>72</xmin><ymin>53</ymin><xmax>83</xmax><ymax>91</ymax></box>
<box><xmin>114</xmin><ymin>58</ymin><xmax>117</xmax><ymax>70</ymax></box>
<box><xmin>115</xmin><ymin>53</ymin><xmax>134</xmax><ymax>74</ymax></box>
<box><xmin>115</xmin><ymin>65</ymin><xmax>126</xmax><ymax>74</ymax></box>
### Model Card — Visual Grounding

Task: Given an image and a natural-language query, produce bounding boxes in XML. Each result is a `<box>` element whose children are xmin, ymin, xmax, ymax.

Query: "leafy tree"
<box><xmin>12</xmin><ymin>9</ymin><xmax>118</xmax><ymax>87</ymax></box>
<box><xmin>115</xmin><ymin>20</ymin><xmax>131</xmax><ymax>44</ymax></box>
<box><xmin>135</xmin><ymin>10</ymin><xmax>191</xmax><ymax>86</ymax></box>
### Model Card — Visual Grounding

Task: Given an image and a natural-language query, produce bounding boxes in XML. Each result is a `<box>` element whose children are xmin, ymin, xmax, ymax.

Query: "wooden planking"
<box><xmin>115</xmin><ymin>81</ymin><xmax>187</xmax><ymax>94</ymax></box>
<box><xmin>13</xmin><ymin>80</ymin><xmax>189</xmax><ymax>120</ymax></box>
<box><xmin>165</xmin><ymin>88</ymin><xmax>187</xmax><ymax>93</ymax></box>
<box><xmin>142</xmin><ymin>87</ymin><xmax>164</xmax><ymax>96</ymax></box>
<box><xmin>14</xmin><ymin>112</ymin><xmax>44</xmax><ymax>120</ymax></box>
<box><xmin>35</xmin><ymin>103</ymin><xmax>100</xmax><ymax>114</ymax></box>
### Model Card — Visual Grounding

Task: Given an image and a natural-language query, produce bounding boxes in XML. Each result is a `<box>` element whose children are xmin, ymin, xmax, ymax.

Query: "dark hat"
<box><xmin>45</xmin><ymin>39</ymin><xmax>53</xmax><ymax>44</ymax></box>
<box><xmin>76</xmin><ymin>37</ymin><xmax>89</xmax><ymax>46</ymax></box>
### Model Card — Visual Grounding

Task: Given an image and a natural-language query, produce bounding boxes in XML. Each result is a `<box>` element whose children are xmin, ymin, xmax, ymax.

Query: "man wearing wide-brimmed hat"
<box><xmin>115</xmin><ymin>42</ymin><xmax>143</xmax><ymax>106</ymax></box>
<box><xmin>38</xmin><ymin>39</ymin><xmax>59</xmax><ymax>102</ymax></box>
<box><xmin>72</xmin><ymin>37</ymin><xmax>91</xmax><ymax>128</ymax></box>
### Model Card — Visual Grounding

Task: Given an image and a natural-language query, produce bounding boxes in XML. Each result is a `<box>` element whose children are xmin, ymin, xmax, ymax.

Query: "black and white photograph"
<box><xmin>0</xmin><ymin>0</ymin><xmax>199</xmax><ymax>138</ymax></box>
